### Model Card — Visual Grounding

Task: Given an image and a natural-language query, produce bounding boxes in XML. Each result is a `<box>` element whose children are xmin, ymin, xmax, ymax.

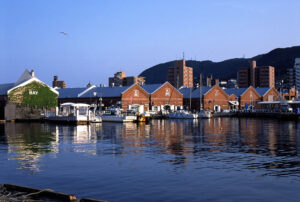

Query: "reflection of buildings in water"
<box><xmin>117</xmin><ymin>120</ymin><xmax>190</xmax><ymax>164</ymax></box>
<box><xmin>237</xmin><ymin>119</ymin><xmax>299</xmax><ymax>157</ymax></box>
<box><xmin>238</xmin><ymin>119</ymin><xmax>261</xmax><ymax>151</ymax></box>
<box><xmin>151</xmin><ymin>120</ymin><xmax>192</xmax><ymax>165</ymax></box>
<box><xmin>151</xmin><ymin>120</ymin><xmax>184</xmax><ymax>153</ymax></box>
<box><xmin>56</xmin><ymin>124</ymin><xmax>98</xmax><ymax>155</ymax></box>
<box><xmin>201</xmin><ymin>118</ymin><xmax>240</xmax><ymax>151</ymax></box>
<box><xmin>4</xmin><ymin>122</ymin><xmax>58</xmax><ymax>172</ymax></box>
<box><xmin>3</xmin><ymin>123</ymin><xmax>100</xmax><ymax>172</ymax></box>
<box><xmin>267</xmin><ymin>122</ymin><xmax>278</xmax><ymax>156</ymax></box>
<box><xmin>296</xmin><ymin>123</ymin><xmax>300</xmax><ymax>154</ymax></box>
<box><xmin>270</xmin><ymin>122</ymin><xmax>298</xmax><ymax>156</ymax></box>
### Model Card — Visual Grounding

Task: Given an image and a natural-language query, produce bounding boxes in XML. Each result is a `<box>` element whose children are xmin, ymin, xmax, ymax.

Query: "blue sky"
<box><xmin>1</xmin><ymin>0</ymin><xmax>299</xmax><ymax>87</ymax></box>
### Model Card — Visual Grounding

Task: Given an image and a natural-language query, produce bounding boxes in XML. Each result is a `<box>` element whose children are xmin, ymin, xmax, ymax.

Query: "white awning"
<box><xmin>229</xmin><ymin>101</ymin><xmax>239</xmax><ymax>106</ymax></box>
<box><xmin>61</xmin><ymin>102</ymin><xmax>90</xmax><ymax>107</ymax></box>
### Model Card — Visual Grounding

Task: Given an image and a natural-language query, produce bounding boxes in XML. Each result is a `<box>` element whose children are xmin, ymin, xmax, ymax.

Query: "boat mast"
<box><xmin>189</xmin><ymin>57</ymin><xmax>193</xmax><ymax>111</ymax></box>
<box><xmin>200</xmin><ymin>73</ymin><xmax>203</xmax><ymax>111</ymax></box>
<box><xmin>189</xmin><ymin>87</ymin><xmax>192</xmax><ymax>111</ymax></box>
<box><xmin>176</xmin><ymin>72</ymin><xmax>179</xmax><ymax>111</ymax></box>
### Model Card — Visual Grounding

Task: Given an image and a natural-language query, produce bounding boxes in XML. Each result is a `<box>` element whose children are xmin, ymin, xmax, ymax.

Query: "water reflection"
<box><xmin>1</xmin><ymin>123</ymin><xmax>58</xmax><ymax>172</ymax></box>
<box><xmin>1</xmin><ymin>118</ymin><xmax>300</xmax><ymax>176</ymax></box>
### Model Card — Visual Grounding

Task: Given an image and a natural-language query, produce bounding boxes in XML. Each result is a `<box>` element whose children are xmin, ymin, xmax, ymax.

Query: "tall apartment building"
<box><xmin>109</xmin><ymin>72</ymin><xmax>125</xmax><ymax>87</ymax></box>
<box><xmin>52</xmin><ymin>76</ymin><xmax>66</xmax><ymax>88</ymax></box>
<box><xmin>206</xmin><ymin>76</ymin><xmax>212</xmax><ymax>87</ymax></box>
<box><xmin>237</xmin><ymin>61</ymin><xmax>275</xmax><ymax>88</ymax></box>
<box><xmin>122</xmin><ymin>76</ymin><xmax>145</xmax><ymax>86</ymax></box>
<box><xmin>295</xmin><ymin>58</ymin><xmax>300</xmax><ymax>91</ymax></box>
<box><xmin>286</xmin><ymin>68</ymin><xmax>295</xmax><ymax>89</ymax></box>
<box><xmin>109</xmin><ymin>72</ymin><xmax>145</xmax><ymax>87</ymax></box>
<box><xmin>257</xmin><ymin>66</ymin><xmax>275</xmax><ymax>87</ymax></box>
<box><xmin>168</xmin><ymin>59</ymin><xmax>193</xmax><ymax>88</ymax></box>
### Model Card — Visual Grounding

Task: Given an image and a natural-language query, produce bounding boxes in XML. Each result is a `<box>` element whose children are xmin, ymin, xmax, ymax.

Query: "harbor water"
<box><xmin>1</xmin><ymin>118</ymin><xmax>300</xmax><ymax>201</ymax></box>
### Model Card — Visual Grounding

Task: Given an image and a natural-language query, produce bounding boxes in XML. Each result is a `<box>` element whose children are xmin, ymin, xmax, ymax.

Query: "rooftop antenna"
<box><xmin>183</xmin><ymin>52</ymin><xmax>185</xmax><ymax>60</ymax></box>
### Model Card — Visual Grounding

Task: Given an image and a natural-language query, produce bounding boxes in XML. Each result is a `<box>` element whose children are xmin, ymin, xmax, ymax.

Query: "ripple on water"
<box><xmin>0</xmin><ymin>119</ymin><xmax>300</xmax><ymax>201</ymax></box>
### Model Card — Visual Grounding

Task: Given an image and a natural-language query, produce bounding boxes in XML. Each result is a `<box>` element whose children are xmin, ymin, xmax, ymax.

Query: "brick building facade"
<box><xmin>121</xmin><ymin>84</ymin><xmax>149</xmax><ymax>111</ymax></box>
<box><xmin>142</xmin><ymin>82</ymin><xmax>183</xmax><ymax>111</ymax></box>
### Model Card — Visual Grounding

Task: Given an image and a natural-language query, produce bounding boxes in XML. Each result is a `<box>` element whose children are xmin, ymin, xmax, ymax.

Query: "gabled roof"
<box><xmin>224</xmin><ymin>88</ymin><xmax>248</xmax><ymax>97</ymax></box>
<box><xmin>255</xmin><ymin>87</ymin><xmax>272</xmax><ymax>96</ymax></box>
<box><xmin>0</xmin><ymin>83</ymin><xmax>15</xmax><ymax>95</ymax></box>
<box><xmin>191</xmin><ymin>86</ymin><xmax>212</xmax><ymax>98</ymax></box>
<box><xmin>80</xmin><ymin>86</ymin><xmax>130</xmax><ymax>98</ymax></box>
<box><xmin>141</xmin><ymin>82</ymin><xmax>182</xmax><ymax>96</ymax></box>
<box><xmin>141</xmin><ymin>84</ymin><xmax>163</xmax><ymax>94</ymax></box>
<box><xmin>0</xmin><ymin>70</ymin><xmax>58</xmax><ymax>96</ymax></box>
<box><xmin>15</xmin><ymin>69</ymin><xmax>34</xmax><ymax>85</ymax></box>
<box><xmin>57</xmin><ymin>88</ymin><xmax>87</xmax><ymax>98</ymax></box>
<box><xmin>7</xmin><ymin>77</ymin><xmax>58</xmax><ymax>95</ymax></box>
<box><xmin>0</xmin><ymin>69</ymin><xmax>34</xmax><ymax>96</ymax></box>
<box><xmin>179</xmin><ymin>87</ymin><xmax>195</xmax><ymax>98</ymax></box>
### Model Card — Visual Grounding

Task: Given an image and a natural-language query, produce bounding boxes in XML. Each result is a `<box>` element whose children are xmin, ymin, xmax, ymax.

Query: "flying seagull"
<box><xmin>60</xmin><ymin>32</ymin><xmax>68</xmax><ymax>36</ymax></box>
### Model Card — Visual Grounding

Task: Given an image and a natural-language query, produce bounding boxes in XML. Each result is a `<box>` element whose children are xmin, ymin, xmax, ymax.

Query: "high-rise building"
<box><xmin>122</xmin><ymin>76</ymin><xmax>145</xmax><ymax>86</ymax></box>
<box><xmin>52</xmin><ymin>76</ymin><xmax>66</xmax><ymax>88</ymax></box>
<box><xmin>237</xmin><ymin>61</ymin><xmax>275</xmax><ymax>88</ymax></box>
<box><xmin>294</xmin><ymin>58</ymin><xmax>300</xmax><ymax>91</ymax></box>
<box><xmin>256</xmin><ymin>66</ymin><xmax>275</xmax><ymax>88</ymax></box>
<box><xmin>286</xmin><ymin>68</ymin><xmax>295</xmax><ymax>89</ymax></box>
<box><xmin>168</xmin><ymin>59</ymin><xmax>193</xmax><ymax>88</ymax></box>
<box><xmin>227</xmin><ymin>79</ymin><xmax>238</xmax><ymax>88</ymax></box>
<box><xmin>109</xmin><ymin>72</ymin><xmax>126</xmax><ymax>87</ymax></box>
<box><xmin>206</xmin><ymin>76</ymin><xmax>212</xmax><ymax>87</ymax></box>
<box><xmin>237</xmin><ymin>67</ymin><xmax>250</xmax><ymax>88</ymax></box>
<box><xmin>109</xmin><ymin>72</ymin><xmax>145</xmax><ymax>87</ymax></box>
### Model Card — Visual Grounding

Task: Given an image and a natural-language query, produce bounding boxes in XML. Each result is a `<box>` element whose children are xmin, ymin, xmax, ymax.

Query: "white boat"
<box><xmin>101</xmin><ymin>108</ymin><xmax>137</xmax><ymax>123</ymax></box>
<box><xmin>169</xmin><ymin>110</ymin><xmax>198</xmax><ymax>119</ymax></box>
<box><xmin>198</xmin><ymin>110</ymin><xmax>212</xmax><ymax>119</ymax></box>
<box><xmin>47</xmin><ymin>103</ymin><xmax>101</xmax><ymax>124</ymax></box>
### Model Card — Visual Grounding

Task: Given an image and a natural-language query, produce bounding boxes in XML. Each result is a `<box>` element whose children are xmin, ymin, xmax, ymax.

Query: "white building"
<box><xmin>295</xmin><ymin>58</ymin><xmax>300</xmax><ymax>91</ymax></box>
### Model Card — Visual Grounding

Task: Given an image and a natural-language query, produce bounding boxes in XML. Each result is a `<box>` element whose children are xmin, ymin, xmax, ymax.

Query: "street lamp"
<box><xmin>99</xmin><ymin>97</ymin><xmax>102</xmax><ymax>113</ymax></box>
<box><xmin>93</xmin><ymin>92</ymin><xmax>97</xmax><ymax>114</ymax></box>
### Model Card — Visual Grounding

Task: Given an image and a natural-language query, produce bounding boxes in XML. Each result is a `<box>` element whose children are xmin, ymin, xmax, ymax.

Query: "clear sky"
<box><xmin>1</xmin><ymin>0</ymin><xmax>300</xmax><ymax>87</ymax></box>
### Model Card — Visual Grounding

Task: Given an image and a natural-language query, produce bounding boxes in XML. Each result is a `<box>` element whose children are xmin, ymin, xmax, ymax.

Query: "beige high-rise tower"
<box><xmin>168</xmin><ymin>59</ymin><xmax>193</xmax><ymax>88</ymax></box>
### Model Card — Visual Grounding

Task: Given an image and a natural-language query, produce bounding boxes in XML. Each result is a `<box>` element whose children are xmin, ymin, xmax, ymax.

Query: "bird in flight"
<box><xmin>60</xmin><ymin>32</ymin><xmax>68</xmax><ymax>36</ymax></box>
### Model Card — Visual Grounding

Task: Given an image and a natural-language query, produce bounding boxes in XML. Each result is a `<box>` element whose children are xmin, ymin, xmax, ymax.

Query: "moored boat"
<box><xmin>169</xmin><ymin>110</ymin><xmax>198</xmax><ymax>119</ymax></box>
<box><xmin>198</xmin><ymin>110</ymin><xmax>212</xmax><ymax>118</ymax></box>
<box><xmin>101</xmin><ymin>108</ymin><xmax>137</xmax><ymax>123</ymax></box>
<box><xmin>46</xmin><ymin>103</ymin><xmax>101</xmax><ymax>124</ymax></box>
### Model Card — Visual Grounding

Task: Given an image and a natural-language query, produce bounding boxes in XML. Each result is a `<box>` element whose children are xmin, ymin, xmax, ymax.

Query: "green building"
<box><xmin>0</xmin><ymin>70</ymin><xmax>59</xmax><ymax>120</ymax></box>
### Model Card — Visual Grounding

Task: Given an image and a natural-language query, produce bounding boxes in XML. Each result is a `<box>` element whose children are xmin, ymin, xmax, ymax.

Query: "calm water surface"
<box><xmin>1</xmin><ymin>118</ymin><xmax>300</xmax><ymax>201</ymax></box>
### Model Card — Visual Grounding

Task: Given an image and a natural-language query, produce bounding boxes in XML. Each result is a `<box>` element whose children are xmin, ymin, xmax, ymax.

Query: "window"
<box><xmin>165</xmin><ymin>88</ymin><xmax>170</xmax><ymax>96</ymax></box>
<box><xmin>214</xmin><ymin>90</ymin><xmax>219</xmax><ymax>97</ymax></box>
<box><xmin>134</xmin><ymin>90</ymin><xmax>139</xmax><ymax>97</ymax></box>
<box><xmin>268</xmin><ymin>95</ymin><xmax>273</xmax><ymax>101</ymax></box>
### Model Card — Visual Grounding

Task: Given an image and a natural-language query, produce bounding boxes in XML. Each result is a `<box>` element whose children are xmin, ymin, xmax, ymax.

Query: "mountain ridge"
<box><xmin>139</xmin><ymin>46</ymin><xmax>300</xmax><ymax>84</ymax></box>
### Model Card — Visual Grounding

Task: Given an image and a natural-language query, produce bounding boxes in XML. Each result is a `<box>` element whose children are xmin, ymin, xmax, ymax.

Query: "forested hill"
<box><xmin>139</xmin><ymin>46</ymin><xmax>300</xmax><ymax>84</ymax></box>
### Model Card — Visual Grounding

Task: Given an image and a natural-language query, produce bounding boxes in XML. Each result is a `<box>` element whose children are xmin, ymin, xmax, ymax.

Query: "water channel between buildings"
<box><xmin>1</xmin><ymin>118</ymin><xmax>300</xmax><ymax>202</ymax></box>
